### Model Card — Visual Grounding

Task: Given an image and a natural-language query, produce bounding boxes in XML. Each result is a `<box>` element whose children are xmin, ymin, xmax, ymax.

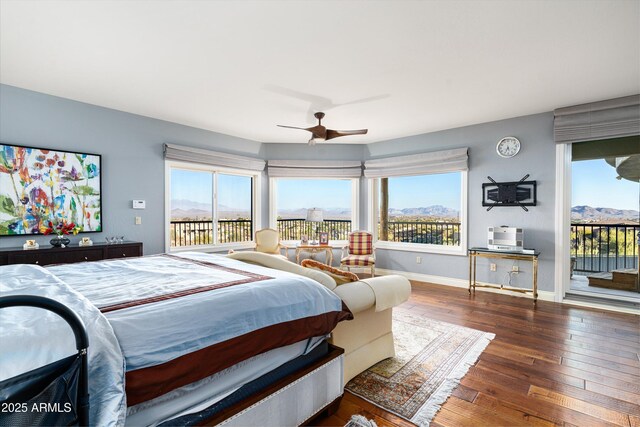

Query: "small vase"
<box><xmin>50</xmin><ymin>236</ymin><xmax>70</xmax><ymax>248</ymax></box>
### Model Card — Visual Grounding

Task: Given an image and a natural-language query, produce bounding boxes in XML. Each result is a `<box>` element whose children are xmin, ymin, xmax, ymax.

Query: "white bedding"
<box><xmin>1</xmin><ymin>252</ymin><xmax>350</xmax><ymax>426</ymax></box>
<box><xmin>0</xmin><ymin>264</ymin><xmax>126</xmax><ymax>426</ymax></box>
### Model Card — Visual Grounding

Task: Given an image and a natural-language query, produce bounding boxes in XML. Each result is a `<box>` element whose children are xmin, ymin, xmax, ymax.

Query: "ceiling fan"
<box><xmin>277</xmin><ymin>112</ymin><xmax>368</xmax><ymax>145</ymax></box>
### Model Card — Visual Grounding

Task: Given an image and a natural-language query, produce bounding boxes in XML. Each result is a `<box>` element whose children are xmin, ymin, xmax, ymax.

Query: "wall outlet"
<box><xmin>512</xmin><ymin>265</ymin><xmax>519</xmax><ymax>273</ymax></box>
<box><xmin>490</xmin><ymin>263</ymin><xmax>497</xmax><ymax>271</ymax></box>
<box><xmin>416</xmin><ymin>256</ymin><xmax>422</xmax><ymax>264</ymax></box>
<box><xmin>135</xmin><ymin>216</ymin><xmax>142</xmax><ymax>225</ymax></box>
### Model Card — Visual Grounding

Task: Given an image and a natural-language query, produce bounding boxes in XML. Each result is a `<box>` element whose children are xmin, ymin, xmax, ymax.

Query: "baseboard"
<box><xmin>375</xmin><ymin>268</ymin><xmax>557</xmax><ymax>302</ymax></box>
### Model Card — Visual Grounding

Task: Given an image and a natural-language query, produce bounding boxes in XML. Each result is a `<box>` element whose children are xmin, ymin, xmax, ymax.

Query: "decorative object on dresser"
<box><xmin>0</xmin><ymin>143</ymin><xmax>102</xmax><ymax>236</ymax></box>
<box><xmin>0</xmin><ymin>241</ymin><xmax>143</xmax><ymax>266</ymax></box>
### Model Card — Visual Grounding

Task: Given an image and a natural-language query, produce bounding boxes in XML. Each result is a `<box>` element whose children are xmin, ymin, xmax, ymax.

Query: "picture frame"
<box><xmin>0</xmin><ymin>142</ymin><xmax>103</xmax><ymax>236</ymax></box>
<box><xmin>301</xmin><ymin>235</ymin><xmax>309</xmax><ymax>244</ymax></box>
<box><xmin>319</xmin><ymin>232</ymin><xmax>329</xmax><ymax>245</ymax></box>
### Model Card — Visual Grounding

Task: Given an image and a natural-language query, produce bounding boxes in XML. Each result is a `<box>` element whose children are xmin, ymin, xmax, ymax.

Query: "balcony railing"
<box><xmin>170</xmin><ymin>219</ymin><xmax>253</xmax><ymax>247</ymax></box>
<box><xmin>170</xmin><ymin>219</ymin><xmax>352</xmax><ymax>247</ymax></box>
<box><xmin>277</xmin><ymin>219</ymin><xmax>352</xmax><ymax>241</ymax></box>
<box><xmin>379</xmin><ymin>221</ymin><xmax>461</xmax><ymax>245</ymax></box>
<box><xmin>571</xmin><ymin>223</ymin><xmax>639</xmax><ymax>274</ymax></box>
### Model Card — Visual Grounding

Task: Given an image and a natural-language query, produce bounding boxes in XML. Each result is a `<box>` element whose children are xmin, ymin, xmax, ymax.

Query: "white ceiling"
<box><xmin>1</xmin><ymin>0</ymin><xmax>638</xmax><ymax>144</ymax></box>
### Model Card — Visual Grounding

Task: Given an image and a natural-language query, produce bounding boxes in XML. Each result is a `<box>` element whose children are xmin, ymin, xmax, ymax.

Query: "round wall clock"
<box><xmin>496</xmin><ymin>136</ymin><xmax>521</xmax><ymax>158</ymax></box>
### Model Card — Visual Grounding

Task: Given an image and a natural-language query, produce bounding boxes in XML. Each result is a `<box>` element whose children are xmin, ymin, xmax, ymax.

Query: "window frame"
<box><xmin>165</xmin><ymin>160</ymin><xmax>261</xmax><ymax>252</ymax></box>
<box><xmin>368</xmin><ymin>171</ymin><xmax>468</xmax><ymax>256</ymax></box>
<box><xmin>268</xmin><ymin>177</ymin><xmax>360</xmax><ymax>245</ymax></box>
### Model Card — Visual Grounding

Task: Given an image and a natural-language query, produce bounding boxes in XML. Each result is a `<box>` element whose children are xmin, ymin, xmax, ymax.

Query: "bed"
<box><xmin>0</xmin><ymin>252</ymin><xmax>352</xmax><ymax>426</ymax></box>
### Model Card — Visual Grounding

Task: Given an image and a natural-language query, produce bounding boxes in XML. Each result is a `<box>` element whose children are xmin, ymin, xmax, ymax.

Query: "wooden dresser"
<box><xmin>0</xmin><ymin>241</ymin><xmax>143</xmax><ymax>266</ymax></box>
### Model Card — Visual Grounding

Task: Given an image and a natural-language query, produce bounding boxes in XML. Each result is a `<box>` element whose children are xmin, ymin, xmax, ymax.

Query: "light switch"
<box><xmin>133</xmin><ymin>200</ymin><xmax>146</xmax><ymax>209</ymax></box>
<box><xmin>135</xmin><ymin>216</ymin><xmax>142</xmax><ymax>225</ymax></box>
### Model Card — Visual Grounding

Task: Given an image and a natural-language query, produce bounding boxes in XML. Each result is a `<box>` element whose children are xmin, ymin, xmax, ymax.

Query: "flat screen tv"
<box><xmin>0</xmin><ymin>143</ymin><xmax>102</xmax><ymax>236</ymax></box>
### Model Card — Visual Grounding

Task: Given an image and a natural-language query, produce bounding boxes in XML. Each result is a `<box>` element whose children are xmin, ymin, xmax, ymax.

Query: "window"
<box><xmin>371</xmin><ymin>171</ymin><xmax>467</xmax><ymax>254</ymax></box>
<box><xmin>271</xmin><ymin>178</ymin><xmax>358</xmax><ymax>242</ymax></box>
<box><xmin>167</xmin><ymin>163</ymin><xmax>257</xmax><ymax>249</ymax></box>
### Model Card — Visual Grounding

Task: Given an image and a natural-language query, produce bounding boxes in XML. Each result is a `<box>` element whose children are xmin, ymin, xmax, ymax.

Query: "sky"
<box><xmin>277</xmin><ymin>179</ymin><xmax>352</xmax><ymax>210</ymax></box>
<box><xmin>572</xmin><ymin>159</ymin><xmax>639</xmax><ymax>210</ymax></box>
<box><xmin>172</xmin><ymin>172</ymin><xmax>464</xmax><ymax>213</ymax></box>
<box><xmin>171</xmin><ymin>169</ymin><xmax>251</xmax><ymax>210</ymax></box>
<box><xmin>387</xmin><ymin>173</ymin><xmax>461</xmax><ymax>210</ymax></box>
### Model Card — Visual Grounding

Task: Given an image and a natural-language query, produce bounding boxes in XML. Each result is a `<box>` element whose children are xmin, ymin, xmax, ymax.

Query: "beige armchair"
<box><xmin>341</xmin><ymin>231</ymin><xmax>375</xmax><ymax>276</ymax></box>
<box><xmin>254</xmin><ymin>228</ymin><xmax>290</xmax><ymax>259</ymax></box>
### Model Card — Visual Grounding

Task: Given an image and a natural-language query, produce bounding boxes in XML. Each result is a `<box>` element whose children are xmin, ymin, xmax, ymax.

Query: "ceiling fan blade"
<box><xmin>326</xmin><ymin>129</ymin><xmax>368</xmax><ymax>140</ymax></box>
<box><xmin>277</xmin><ymin>125</ymin><xmax>311</xmax><ymax>131</ymax></box>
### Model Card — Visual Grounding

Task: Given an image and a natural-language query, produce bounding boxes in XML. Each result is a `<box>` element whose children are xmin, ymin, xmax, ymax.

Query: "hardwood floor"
<box><xmin>314</xmin><ymin>281</ymin><xmax>640</xmax><ymax>427</ymax></box>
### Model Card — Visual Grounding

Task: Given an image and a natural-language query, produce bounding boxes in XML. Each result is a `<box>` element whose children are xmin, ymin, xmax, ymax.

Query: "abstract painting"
<box><xmin>0</xmin><ymin>144</ymin><xmax>102</xmax><ymax>236</ymax></box>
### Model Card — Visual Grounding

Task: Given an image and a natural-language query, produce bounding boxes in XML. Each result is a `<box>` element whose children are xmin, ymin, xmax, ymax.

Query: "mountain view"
<box><xmin>571</xmin><ymin>205</ymin><xmax>639</xmax><ymax>224</ymax></box>
<box><xmin>171</xmin><ymin>200</ymin><xmax>460</xmax><ymax>221</ymax></box>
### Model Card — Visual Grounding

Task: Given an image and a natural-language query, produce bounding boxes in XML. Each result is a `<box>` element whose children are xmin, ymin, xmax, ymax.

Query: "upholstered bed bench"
<box><xmin>227</xmin><ymin>251</ymin><xmax>411</xmax><ymax>383</ymax></box>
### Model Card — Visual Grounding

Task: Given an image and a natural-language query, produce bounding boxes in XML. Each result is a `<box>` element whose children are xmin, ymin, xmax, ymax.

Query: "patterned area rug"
<box><xmin>345</xmin><ymin>310</ymin><xmax>495</xmax><ymax>426</ymax></box>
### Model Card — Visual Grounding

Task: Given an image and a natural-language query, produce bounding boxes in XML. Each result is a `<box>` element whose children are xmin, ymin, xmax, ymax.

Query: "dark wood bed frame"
<box><xmin>201</xmin><ymin>344</ymin><xmax>345</xmax><ymax>426</ymax></box>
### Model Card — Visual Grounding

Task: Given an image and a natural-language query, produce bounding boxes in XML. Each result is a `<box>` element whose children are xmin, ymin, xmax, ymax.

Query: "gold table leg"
<box><xmin>468</xmin><ymin>252</ymin><xmax>473</xmax><ymax>294</ymax></box>
<box><xmin>533</xmin><ymin>256</ymin><xmax>538</xmax><ymax>304</ymax></box>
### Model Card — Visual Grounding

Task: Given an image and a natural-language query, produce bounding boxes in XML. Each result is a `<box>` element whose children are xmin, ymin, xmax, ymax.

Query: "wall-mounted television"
<box><xmin>0</xmin><ymin>143</ymin><xmax>102</xmax><ymax>236</ymax></box>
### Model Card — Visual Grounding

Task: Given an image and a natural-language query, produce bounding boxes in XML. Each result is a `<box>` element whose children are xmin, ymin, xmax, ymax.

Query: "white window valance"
<box><xmin>364</xmin><ymin>147</ymin><xmax>468</xmax><ymax>178</ymax></box>
<box><xmin>164</xmin><ymin>143</ymin><xmax>265</xmax><ymax>171</ymax></box>
<box><xmin>267</xmin><ymin>160</ymin><xmax>362</xmax><ymax>178</ymax></box>
<box><xmin>554</xmin><ymin>95</ymin><xmax>640</xmax><ymax>143</ymax></box>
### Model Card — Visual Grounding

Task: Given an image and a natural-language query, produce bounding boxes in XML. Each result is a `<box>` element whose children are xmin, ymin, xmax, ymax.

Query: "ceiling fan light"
<box><xmin>308</xmin><ymin>136</ymin><xmax>325</xmax><ymax>145</ymax></box>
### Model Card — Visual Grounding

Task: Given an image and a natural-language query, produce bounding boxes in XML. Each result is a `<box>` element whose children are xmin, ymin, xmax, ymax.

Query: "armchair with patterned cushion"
<box><xmin>254</xmin><ymin>228</ymin><xmax>290</xmax><ymax>259</ymax></box>
<box><xmin>340</xmin><ymin>231</ymin><xmax>375</xmax><ymax>276</ymax></box>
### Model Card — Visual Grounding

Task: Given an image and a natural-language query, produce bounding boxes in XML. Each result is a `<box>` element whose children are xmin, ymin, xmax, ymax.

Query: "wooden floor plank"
<box><xmin>528</xmin><ymin>384</ymin><xmax>631</xmax><ymax>426</ymax></box>
<box><xmin>314</xmin><ymin>281</ymin><xmax>640</xmax><ymax>427</ymax></box>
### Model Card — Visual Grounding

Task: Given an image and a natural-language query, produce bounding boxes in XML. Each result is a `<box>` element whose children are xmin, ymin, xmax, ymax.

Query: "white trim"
<box><xmin>165</xmin><ymin>160</ymin><xmax>260</xmax><ymax>252</ymax></box>
<box><xmin>368</xmin><ymin>178</ymin><xmax>378</xmax><ymax>239</ymax></box>
<box><xmin>352</xmin><ymin>179</ymin><xmax>360</xmax><ymax>231</ymax></box>
<box><xmin>554</xmin><ymin>143</ymin><xmax>572</xmax><ymax>303</ymax></box>
<box><xmin>375</xmin><ymin>268</ymin><xmax>555</xmax><ymax>302</ymax></box>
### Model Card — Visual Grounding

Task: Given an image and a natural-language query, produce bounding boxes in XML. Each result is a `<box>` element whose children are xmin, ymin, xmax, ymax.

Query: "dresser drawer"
<box><xmin>7</xmin><ymin>252</ymin><xmax>52</xmax><ymax>266</ymax></box>
<box><xmin>105</xmin><ymin>245</ymin><xmax>142</xmax><ymax>259</ymax></box>
<box><xmin>58</xmin><ymin>248</ymin><xmax>104</xmax><ymax>264</ymax></box>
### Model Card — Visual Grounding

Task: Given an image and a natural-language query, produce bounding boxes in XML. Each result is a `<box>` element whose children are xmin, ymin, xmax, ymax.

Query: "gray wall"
<box><xmin>1</xmin><ymin>84</ymin><xmax>556</xmax><ymax>292</ymax></box>
<box><xmin>0</xmin><ymin>84</ymin><xmax>262</xmax><ymax>255</ymax></box>
<box><xmin>365</xmin><ymin>112</ymin><xmax>556</xmax><ymax>291</ymax></box>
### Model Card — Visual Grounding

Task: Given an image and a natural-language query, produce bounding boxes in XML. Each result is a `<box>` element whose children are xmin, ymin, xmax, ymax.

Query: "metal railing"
<box><xmin>277</xmin><ymin>219</ymin><xmax>352</xmax><ymax>241</ymax></box>
<box><xmin>170</xmin><ymin>219</ymin><xmax>252</xmax><ymax>247</ymax></box>
<box><xmin>571</xmin><ymin>223</ymin><xmax>639</xmax><ymax>274</ymax></box>
<box><xmin>379</xmin><ymin>221</ymin><xmax>461</xmax><ymax>245</ymax></box>
<box><xmin>170</xmin><ymin>218</ymin><xmax>352</xmax><ymax>246</ymax></box>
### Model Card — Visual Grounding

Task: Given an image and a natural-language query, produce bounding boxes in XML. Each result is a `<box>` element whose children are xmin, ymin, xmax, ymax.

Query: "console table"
<box><xmin>468</xmin><ymin>247</ymin><xmax>540</xmax><ymax>303</ymax></box>
<box><xmin>0</xmin><ymin>241</ymin><xmax>143</xmax><ymax>266</ymax></box>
